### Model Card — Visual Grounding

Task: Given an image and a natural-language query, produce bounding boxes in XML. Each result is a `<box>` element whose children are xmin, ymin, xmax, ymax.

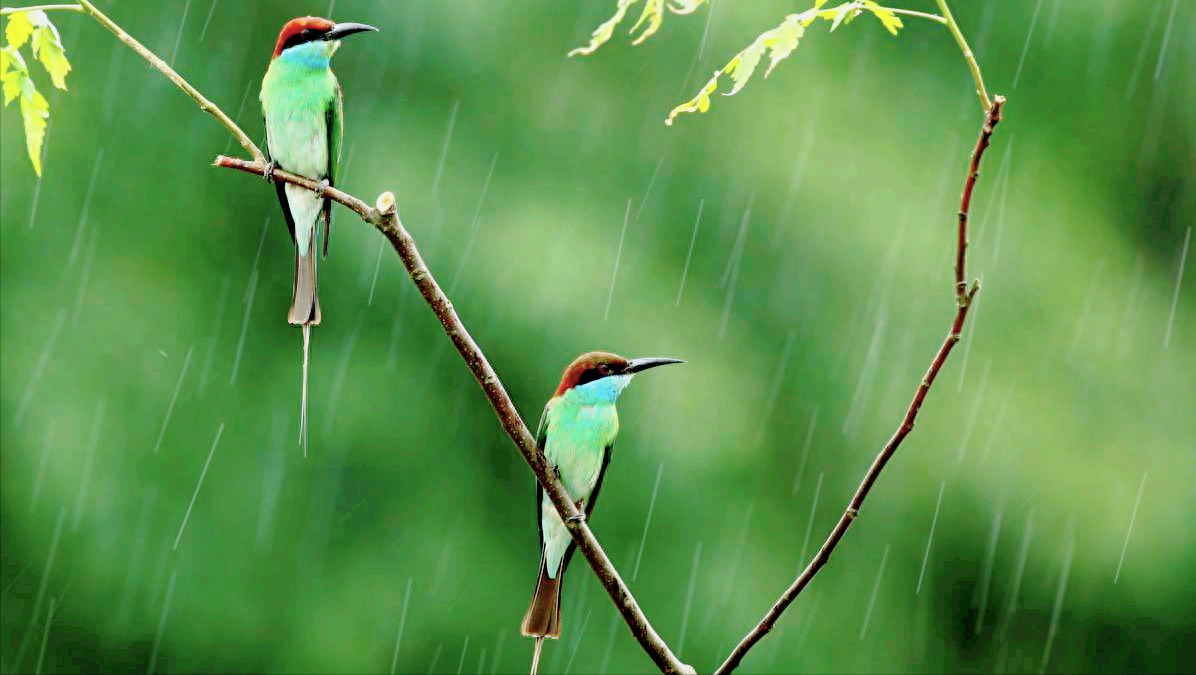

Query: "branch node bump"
<box><xmin>376</xmin><ymin>191</ymin><xmax>396</xmax><ymax>215</ymax></box>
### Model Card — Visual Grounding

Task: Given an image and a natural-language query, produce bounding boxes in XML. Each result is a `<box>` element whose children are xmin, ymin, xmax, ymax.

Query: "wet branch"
<box><xmin>67</xmin><ymin>0</ymin><xmax>266</xmax><ymax>163</ymax></box>
<box><xmin>8</xmin><ymin>0</ymin><xmax>686</xmax><ymax>669</ymax></box>
<box><xmin>216</xmin><ymin>156</ymin><xmax>694</xmax><ymax>675</ymax></box>
<box><xmin>713</xmin><ymin>95</ymin><xmax>1006</xmax><ymax>675</ymax></box>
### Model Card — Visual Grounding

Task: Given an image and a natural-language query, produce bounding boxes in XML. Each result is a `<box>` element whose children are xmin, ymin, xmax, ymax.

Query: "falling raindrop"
<box><xmin>563</xmin><ymin>610</ymin><xmax>591</xmax><ymax>674</ymax></box>
<box><xmin>169</xmin><ymin>0</ymin><xmax>192</xmax><ymax>68</ymax></box>
<box><xmin>974</xmin><ymin>491</ymin><xmax>1007</xmax><ymax>635</ymax></box>
<box><xmin>634</xmin><ymin>156</ymin><xmax>665</xmax><ymax>222</ymax></box>
<box><xmin>1163</xmin><ymin>226</ymin><xmax>1190</xmax><ymax>349</ymax></box>
<box><xmin>756</xmin><ymin>330</ymin><xmax>797</xmax><ymax>445</ymax></box>
<box><xmin>430</xmin><ymin>100</ymin><xmax>461</xmax><ymax>202</ymax></box>
<box><xmin>603</xmin><ymin>199</ymin><xmax>632</xmax><ymax>321</ymax></box>
<box><xmin>916</xmin><ymin>481</ymin><xmax>946</xmax><ymax>594</ymax></box>
<box><xmin>721</xmin><ymin>501</ymin><xmax>756</xmax><ymax>604</ymax></box>
<box><xmin>34</xmin><ymin>596</ymin><xmax>55</xmax><ymax>675</ymax></box>
<box><xmin>13</xmin><ymin>508</ymin><xmax>66</xmax><ymax>671</ymax></box>
<box><xmin>71</xmin><ymin>399</ymin><xmax>105</xmax><ymax>531</ymax></box>
<box><xmin>1114</xmin><ymin>472</ymin><xmax>1148</xmax><ymax>583</ymax></box>
<box><xmin>13</xmin><ymin>310</ymin><xmax>66</xmax><ymax>427</ymax></box>
<box><xmin>67</xmin><ymin>148</ymin><xmax>103</xmax><ymax>265</ymax></box>
<box><xmin>632</xmin><ymin>462</ymin><xmax>664</xmax><ymax>582</ymax></box>
<box><xmin>675</xmin><ymin>199</ymin><xmax>704</xmax><ymax>306</ymax></box>
<box><xmin>199</xmin><ymin>0</ymin><xmax>218</xmax><ymax>42</ymax></box>
<box><xmin>859</xmin><ymin>543</ymin><xmax>890</xmax><ymax>639</ymax></box>
<box><xmin>146</xmin><ymin>567</ymin><xmax>179</xmax><ymax>675</ymax></box>
<box><xmin>1012</xmin><ymin>0</ymin><xmax>1043</xmax><ymax>89</ymax></box>
<box><xmin>956</xmin><ymin>357</ymin><xmax>992</xmax><ymax>464</ymax></box>
<box><xmin>153</xmin><ymin>346</ymin><xmax>194</xmax><ymax>455</ymax></box>
<box><xmin>1153</xmin><ymin>0</ymin><xmax>1180</xmax><ymax>81</ymax></box>
<box><xmin>1039</xmin><ymin>529</ymin><xmax>1075</xmax><ymax>674</ymax></box>
<box><xmin>390</xmin><ymin>577</ymin><xmax>413</xmax><ymax>675</ymax></box>
<box><xmin>799</xmin><ymin>473</ymin><xmax>824</xmax><ymax>562</ymax></box>
<box><xmin>427</xmin><ymin>643</ymin><xmax>444</xmax><ymax>674</ymax></box>
<box><xmin>173</xmin><ymin>423</ymin><xmax>225</xmax><ymax>550</ymax></box>
<box><xmin>997</xmin><ymin>508</ymin><xmax>1035</xmax><ymax>642</ymax></box>
<box><xmin>677</xmin><ymin>540</ymin><xmax>701</xmax><ymax>656</ymax></box>
<box><xmin>198</xmin><ymin>276</ymin><xmax>231</xmax><ymax>395</ymax></box>
<box><xmin>718</xmin><ymin>197</ymin><xmax>753</xmax><ymax>341</ymax></box>
<box><xmin>790</xmin><ymin>407</ymin><xmax>819</xmax><ymax>497</ymax></box>
<box><xmin>449</xmin><ymin>151</ymin><xmax>501</xmax><ymax>296</ymax></box>
<box><xmin>456</xmin><ymin>635</ymin><xmax>470</xmax><ymax>675</ymax></box>
<box><xmin>29</xmin><ymin>424</ymin><xmax>54</xmax><ymax>512</ymax></box>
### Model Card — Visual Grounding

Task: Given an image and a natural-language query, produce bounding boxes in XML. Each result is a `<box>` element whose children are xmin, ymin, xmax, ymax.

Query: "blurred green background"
<box><xmin>2</xmin><ymin>0</ymin><xmax>1194</xmax><ymax>673</ymax></box>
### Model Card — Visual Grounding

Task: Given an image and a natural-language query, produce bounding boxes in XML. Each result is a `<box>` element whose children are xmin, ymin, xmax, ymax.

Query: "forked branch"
<box><xmin>713</xmin><ymin>96</ymin><xmax>1005</xmax><ymax>675</ymax></box>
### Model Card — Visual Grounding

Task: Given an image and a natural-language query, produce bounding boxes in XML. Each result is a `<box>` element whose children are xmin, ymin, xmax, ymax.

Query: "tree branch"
<box><xmin>215</xmin><ymin>156</ymin><xmax>694</xmax><ymax>675</ymax></box>
<box><xmin>935</xmin><ymin>0</ymin><xmax>992</xmax><ymax>111</ymax></box>
<box><xmin>713</xmin><ymin>95</ymin><xmax>1005</xmax><ymax>675</ymax></box>
<box><xmin>0</xmin><ymin>4</ymin><xmax>83</xmax><ymax>14</ymax></box>
<box><xmin>70</xmin><ymin>0</ymin><xmax>265</xmax><ymax>163</ymax></box>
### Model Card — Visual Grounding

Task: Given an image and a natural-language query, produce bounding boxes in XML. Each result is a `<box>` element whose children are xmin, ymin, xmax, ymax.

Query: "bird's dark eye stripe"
<box><xmin>576</xmin><ymin>368</ymin><xmax>605</xmax><ymax>387</ymax></box>
<box><xmin>281</xmin><ymin>28</ymin><xmax>322</xmax><ymax>52</ymax></box>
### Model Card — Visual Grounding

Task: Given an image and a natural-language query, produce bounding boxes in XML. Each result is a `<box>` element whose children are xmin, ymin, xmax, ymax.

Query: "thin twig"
<box><xmin>875</xmin><ymin>6</ymin><xmax>946</xmax><ymax>25</ymax></box>
<box><xmin>713</xmin><ymin>96</ymin><xmax>1005</xmax><ymax>675</ymax></box>
<box><xmin>214</xmin><ymin>155</ymin><xmax>694</xmax><ymax>675</ymax></box>
<box><xmin>935</xmin><ymin>0</ymin><xmax>993</xmax><ymax>111</ymax></box>
<box><xmin>70</xmin><ymin>0</ymin><xmax>264</xmax><ymax>162</ymax></box>
<box><xmin>0</xmin><ymin>4</ymin><xmax>82</xmax><ymax>14</ymax></box>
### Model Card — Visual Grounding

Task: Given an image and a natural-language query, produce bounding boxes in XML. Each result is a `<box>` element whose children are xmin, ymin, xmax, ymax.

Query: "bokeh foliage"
<box><xmin>2</xmin><ymin>0</ymin><xmax>1194</xmax><ymax>673</ymax></box>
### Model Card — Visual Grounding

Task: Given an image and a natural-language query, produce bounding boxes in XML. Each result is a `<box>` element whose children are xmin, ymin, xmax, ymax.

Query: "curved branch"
<box><xmin>714</xmin><ymin>96</ymin><xmax>1005</xmax><ymax>675</ymax></box>
<box><xmin>73</xmin><ymin>0</ymin><xmax>264</xmax><ymax>162</ymax></box>
<box><xmin>935</xmin><ymin>0</ymin><xmax>992</xmax><ymax>111</ymax></box>
<box><xmin>215</xmin><ymin>156</ymin><xmax>695</xmax><ymax>675</ymax></box>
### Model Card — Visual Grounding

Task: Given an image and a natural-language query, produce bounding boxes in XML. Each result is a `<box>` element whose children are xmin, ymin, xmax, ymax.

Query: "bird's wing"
<box><xmin>533</xmin><ymin>401</ymin><xmax>551</xmax><ymax>553</ymax></box>
<box><xmin>585</xmin><ymin>444</ymin><xmax>614</xmax><ymax>519</ymax></box>
<box><xmin>265</xmin><ymin>119</ymin><xmax>298</xmax><ymax>245</ymax></box>
<box><xmin>321</xmin><ymin>81</ymin><xmax>343</xmax><ymax>259</ymax></box>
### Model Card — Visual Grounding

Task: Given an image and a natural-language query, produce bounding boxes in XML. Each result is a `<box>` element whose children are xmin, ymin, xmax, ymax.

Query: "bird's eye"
<box><xmin>598</xmin><ymin>364</ymin><xmax>611</xmax><ymax>375</ymax></box>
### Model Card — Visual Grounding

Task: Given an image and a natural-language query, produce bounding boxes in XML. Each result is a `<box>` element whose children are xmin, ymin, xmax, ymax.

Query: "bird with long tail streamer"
<box><xmin>521</xmin><ymin>351</ymin><xmax>684</xmax><ymax>674</ymax></box>
<box><xmin>259</xmin><ymin>16</ymin><xmax>377</xmax><ymax>455</ymax></box>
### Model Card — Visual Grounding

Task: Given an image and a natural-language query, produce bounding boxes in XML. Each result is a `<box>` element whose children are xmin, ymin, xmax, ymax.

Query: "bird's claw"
<box><xmin>566</xmin><ymin>513</ymin><xmax>586</xmax><ymax>524</ymax></box>
<box><xmin>316</xmin><ymin>178</ymin><xmax>330</xmax><ymax>199</ymax></box>
<box><xmin>263</xmin><ymin>159</ymin><xmax>277</xmax><ymax>183</ymax></box>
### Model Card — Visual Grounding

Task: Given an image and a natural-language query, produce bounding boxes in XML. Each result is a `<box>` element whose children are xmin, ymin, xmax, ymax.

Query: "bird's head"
<box><xmin>553</xmin><ymin>351</ymin><xmax>684</xmax><ymax>403</ymax></box>
<box><xmin>271</xmin><ymin>16</ymin><xmax>378</xmax><ymax>62</ymax></box>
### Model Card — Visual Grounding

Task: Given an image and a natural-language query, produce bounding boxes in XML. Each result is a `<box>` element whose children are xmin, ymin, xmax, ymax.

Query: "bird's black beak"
<box><xmin>625</xmin><ymin>357</ymin><xmax>685</xmax><ymax>374</ymax></box>
<box><xmin>325</xmin><ymin>22</ymin><xmax>378</xmax><ymax>40</ymax></box>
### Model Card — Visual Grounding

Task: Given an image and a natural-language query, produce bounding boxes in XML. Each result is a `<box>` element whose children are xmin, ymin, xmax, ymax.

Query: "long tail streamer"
<box><xmin>300</xmin><ymin>323</ymin><xmax>311</xmax><ymax>457</ymax></box>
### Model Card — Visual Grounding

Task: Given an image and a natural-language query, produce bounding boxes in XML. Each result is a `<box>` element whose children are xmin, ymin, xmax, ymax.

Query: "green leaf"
<box><xmin>862</xmin><ymin>0</ymin><xmax>904</xmax><ymax>35</ymax></box>
<box><xmin>20</xmin><ymin>76</ymin><xmax>49</xmax><ymax>176</ymax></box>
<box><xmin>1</xmin><ymin>45</ymin><xmax>26</xmax><ymax>106</ymax></box>
<box><xmin>667</xmin><ymin>0</ymin><xmax>708</xmax><ymax>15</ymax></box>
<box><xmin>4</xmin><ymin>10</ymin><xmax>35</xmax><ymax>49</ymax></box>
<box><xmin>2</xmin><ymin>43</ymin><xmax>49</xmax><ymax>174</ymax></box>
<box><xmin>31</xmin><ymin>22</ymin><xmax>70</xmax><ymax>89</ymax></box>
<box><xmin>571</xmin><ymin>0</ymin><xmax>710</xmax><ymax>55</ymax></box>
<box><xmin>569</xmin><ymin>0</ymin><xmax>640</xmax><ymax>57</ymax></box>
<box><xmin>629</xmin><ymin>0</ymin><xmax>665</xmax><ymax>46</ymax></box>
<box><xmin>665</xmin><ymin>69</ymin><xmax>718</xmax><ymax>126</ymax></box>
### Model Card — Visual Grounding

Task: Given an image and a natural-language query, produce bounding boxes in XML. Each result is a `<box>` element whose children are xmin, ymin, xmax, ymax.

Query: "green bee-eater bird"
<box><xmin>259</xmin><ymin>16</ymin><xmax>376</xmax><ymax>453</ymax></box>
<box><xmin>521</xmin><ymin>351</ymin><xmax>684</xmax><ymax>672</ymax></box>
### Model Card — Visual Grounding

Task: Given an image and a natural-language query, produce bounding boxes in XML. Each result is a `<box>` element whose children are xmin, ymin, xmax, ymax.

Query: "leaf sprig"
<box><xmin>666</xmin><ymin>0</ymin><xmax>903</xmax><ymax>125</ymax></box>
<box><xmin>568</xmin><ymin>0</ymin><xmax>709</xmax><ymax>57</ymax></box>
<box><xmin>1</xmin><ymin>8</ymin><xmax>72</xmax><ymax>175</ymax></box>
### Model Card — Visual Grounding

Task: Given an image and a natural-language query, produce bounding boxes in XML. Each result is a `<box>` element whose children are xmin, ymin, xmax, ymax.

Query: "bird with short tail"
<box><xmin>259</xmin><ymin>16</ymin><xmax>377</xmax><ymax>455</ymax></box>
<box><xmin>521</xmin><ymin>351</ymin><xmax>684</xmax><ymax>674</ymax></box>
